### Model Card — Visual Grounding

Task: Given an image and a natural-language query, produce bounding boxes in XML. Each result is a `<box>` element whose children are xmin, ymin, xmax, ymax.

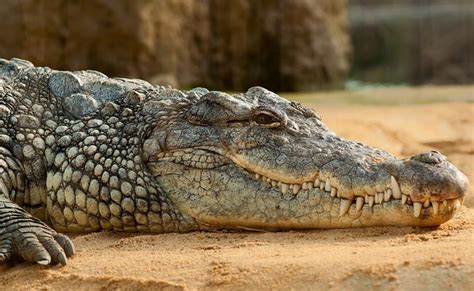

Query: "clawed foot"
<box><xmin>0</xmin><ymin>208</ymin><xmax>75</xmax><ymax>265</ymax></box>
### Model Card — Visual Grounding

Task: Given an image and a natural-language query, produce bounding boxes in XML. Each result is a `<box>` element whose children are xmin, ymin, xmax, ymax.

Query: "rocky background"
<box><xmin>0</xmin><ymin>0</ymin><xmax>350</xmax><ymax>92</ymax></box>
<box><xmin>0</xmin><ymin>0</ymin><xmax>472</xmax><ymax>91</ymax></box>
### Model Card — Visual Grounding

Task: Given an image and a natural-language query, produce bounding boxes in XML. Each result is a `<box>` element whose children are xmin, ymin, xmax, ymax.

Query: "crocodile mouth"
<box><xmin>241</xmin><ymin>168</ymin><xmax>464</xmax><ymax>218</ymax></box>
<box><xmin>149</xmin><ymin>147</ymin><xmax>464</xmax><ymax>219</ymax></box>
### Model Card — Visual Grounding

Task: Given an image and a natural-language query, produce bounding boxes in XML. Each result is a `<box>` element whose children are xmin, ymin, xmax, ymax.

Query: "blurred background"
<box><xmin>1</xmin><ymin>0</ymin><xmax>472</xmax><ymax>91</ymax></box>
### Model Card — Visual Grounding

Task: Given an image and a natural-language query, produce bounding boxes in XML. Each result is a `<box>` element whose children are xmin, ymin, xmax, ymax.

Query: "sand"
<box><xmin>1</xmin><ymin>86</ymin><xmax>473</xmax><ymax>290</ymax></box>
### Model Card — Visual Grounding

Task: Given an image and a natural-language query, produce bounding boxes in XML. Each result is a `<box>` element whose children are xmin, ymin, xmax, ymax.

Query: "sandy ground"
<box><xmin>1</xmin><ymin>86</ymin><xmax>473</xmax><ymax>290</ymax></box>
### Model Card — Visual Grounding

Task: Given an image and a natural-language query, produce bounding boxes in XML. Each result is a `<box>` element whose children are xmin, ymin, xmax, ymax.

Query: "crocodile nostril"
<box><xmin>411</xmin><ymin>151</ymin><xmax>447</xmax><ymax>165</ymax></box>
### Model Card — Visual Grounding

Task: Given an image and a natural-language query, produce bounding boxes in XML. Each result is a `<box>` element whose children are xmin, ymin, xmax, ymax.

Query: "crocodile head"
<box><xmin>144</xmin><ymin>87</ymin><xmax>469</xmax><ymax>230</ymax></box>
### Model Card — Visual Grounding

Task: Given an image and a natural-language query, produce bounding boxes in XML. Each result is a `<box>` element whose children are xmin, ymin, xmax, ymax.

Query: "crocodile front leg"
<box><xmin>0</xmin><ymin>148</ymin><xmax>74</xmax><ymax>265</ymax></box>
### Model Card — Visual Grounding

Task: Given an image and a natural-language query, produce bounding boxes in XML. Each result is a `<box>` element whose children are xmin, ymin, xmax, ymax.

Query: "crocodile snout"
<box><xmin>393</xmin><ymin>150</ymin><xmax>469</xmax><ymax>204</ymax></box>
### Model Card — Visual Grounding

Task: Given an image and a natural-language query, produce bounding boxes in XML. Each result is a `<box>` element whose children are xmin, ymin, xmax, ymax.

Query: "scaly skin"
<box><xmin>0</xmin><ymin>58</ymin><xmax>469</xmax><ymax>265</ymax></box>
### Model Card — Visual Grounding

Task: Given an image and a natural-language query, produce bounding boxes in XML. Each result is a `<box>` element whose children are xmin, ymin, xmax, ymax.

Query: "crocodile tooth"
<box><xmin>368</xmin><ymin>196</ymin><xmax>374</xmax><ymax>207</ymax></box>
<box><xmin>432</xmin><ymin>201</ymin><xmax>439</xmax><ymax>214</ymax></box>
<box><xmin>453</xmin><ymin>199</ymin><xmax>461</xmax><ymax>211</ymax></box>
<box><xmin>378</xmin><ymin>193</ymin><xmax>384</xmax><ymax>204</ymax></box>
<box><xmin>330</xmin><ymin>187</ymin><xmax>337</xmax><ymax>197</ymax></box>
<box><xmin>339</xmin><ymin>199</ymin><xmax>351</xmax><ymax>217</ymax></box>
<box><xmin>271</xmin><ymin>180</ymin><xmax>277</xmax><ymax>187</ymax></box>
<box><xmin>319</xmin><ymin>181</ymin><xmax>325</xmax><ymax>190</ymax></box>
<box><xmin>356</xmin><ymin>197</ymin><xmax>364</xmax><ymax>211</ymax></box>
<box><xmin>401</xmin><ymin>194</ymin><xmax>408</xmax><ymax>205</ymax></box>
<box><xmin>255</xmin><ymin>173</ymin><xmax>261</xmax><ymax>179</ymax></box>
<box><xmin>267</xmin><ymin>177</ymin><xmax>272</xmax><ymax>183</ymax></box>
<box><xmin>364</xmin><ymin>195</ymin><xmax>368</xmax><ymax>203</ymax></box>
<box><xmin>277</xmin><ymin>181</ymin><xmax>282</xmax><ymax>187</ymax></box>
<box><xmin>443</xmin><ymin>200</ymin><xmax>448</xmax><ymax>207</ymax></box>
<box><xmin>281</xmin><ymin>183</ymin><xmax>289</xmax><ymax>194</ymax></box>
<box><xmin>302</xmin><ymin>182</ymin><xmax>308</xmax><ymax>190</ymax></box>
<box><xmin>413</xmin><ymin>202</ymin><xmax>422</xmax><ymax>217</ymax></box>
<box><xmin>391</xmin><ymin>176</ymin><xmax>402</xmax><ymax>199</ymax></box>
<box><xmin>423</xmin><ymin>199</ymin><xmax>430</xmax><ymax>208</ymax></box>
<box><xmin>307</xmin><ymin>182</ymin><xmax>314</xmax><ymax>190</ymax></box>
<box><xmin>314</xmin><ymin>178</ymin><xmax>320</xmax><ymax>186</ymax></box>
<box><xmin>324</xmin><ymin>179</ymin><xmax>331</xmax><ymax>192</ymax></box>
<box><xmin>384</xmin><ymin>189</ymin><xmax>392</xmax><ymax>202</ymax></box>
<box><xmin>293</xmin><ymin>184</ymin><xmax>301</xmax><ymax>195</ymax></box>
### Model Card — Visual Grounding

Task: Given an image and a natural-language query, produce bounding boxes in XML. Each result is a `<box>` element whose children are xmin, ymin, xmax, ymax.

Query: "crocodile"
<box><xmin>0</xmin><ymin>58</ymin><xmax>469</xmax><ymax>265</ymax></box>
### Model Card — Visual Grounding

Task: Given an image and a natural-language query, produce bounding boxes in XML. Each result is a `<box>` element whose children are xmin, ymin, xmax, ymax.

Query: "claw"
<box><xmin>14</xmin><ymin>233</ymin><xmax>52</xmax><ymax>264</ymax></box>
<box><xmin>37</xmin><ymin>258</ymin><xmax>51</xmax><ymax>265</ymax></box>
<box><xmin>54</xmin><ymin>233</ymin><xmax>75</xmax><ymax>258</ymax></box>
<box><xmin>40</xmin><ymin>235</ymin><xmax>69</xmax><ymax>265</ymax></box>
<box><xmin>57</xmin><ymin>252</ymin><xmax>68</xmax><ymax>265</ymax></box>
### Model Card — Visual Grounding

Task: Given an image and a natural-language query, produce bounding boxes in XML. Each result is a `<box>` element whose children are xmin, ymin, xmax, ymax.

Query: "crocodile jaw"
<box><xmin>148</xmin><ymin>148</ymin><xmax>467</xmax><ymax>230</ymax></box>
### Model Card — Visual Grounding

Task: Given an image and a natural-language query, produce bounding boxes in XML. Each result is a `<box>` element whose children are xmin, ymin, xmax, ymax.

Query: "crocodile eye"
<box><xmin>254</xmin><ymin>112</ymin><xmax>276</xmax><ymax>124</ymax></box>
<box><xmin>252</xmin><ymin>109</ymin><xmax>283</xmax><ymax>128</ymax></box>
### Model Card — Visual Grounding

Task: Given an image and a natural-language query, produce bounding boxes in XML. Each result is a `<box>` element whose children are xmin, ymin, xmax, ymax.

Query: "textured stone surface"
<box><xmin>0</xmin><ymin>0</ymin><xmax>350</xmax><ymax>91</ymax></box>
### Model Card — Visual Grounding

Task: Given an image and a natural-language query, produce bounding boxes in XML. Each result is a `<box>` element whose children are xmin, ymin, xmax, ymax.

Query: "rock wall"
<box><xmin>0</xmin><ymin>0</ymin><xmax>351</xmax><ymax>91</ymax></box>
